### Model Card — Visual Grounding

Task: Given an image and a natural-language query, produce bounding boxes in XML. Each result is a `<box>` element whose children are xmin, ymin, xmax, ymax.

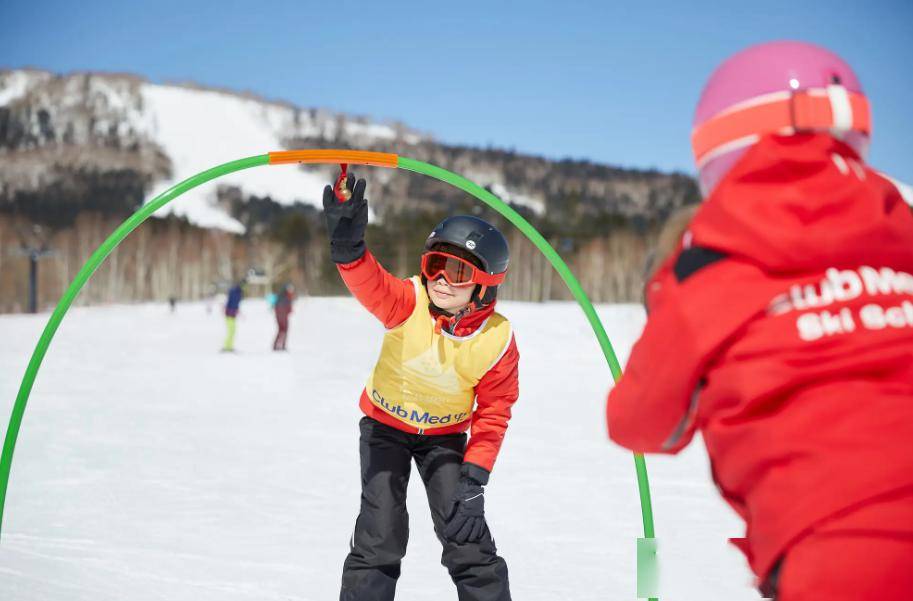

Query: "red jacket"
<box><xmin>338</xmin><ymin>251</ymin><xmax>520</xmax><ymax>473</ymax></box>
<box><xmin>607</xmin><ymin>134</ymin><xmax>913</xmax><ymax>581</ymax></box>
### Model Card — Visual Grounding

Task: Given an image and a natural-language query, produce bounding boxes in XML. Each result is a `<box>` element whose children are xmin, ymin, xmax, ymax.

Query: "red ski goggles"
<box><xmin>420</xmin><ymin>251</ymin><xmax>505</xmax><ymax>287</ymax></box>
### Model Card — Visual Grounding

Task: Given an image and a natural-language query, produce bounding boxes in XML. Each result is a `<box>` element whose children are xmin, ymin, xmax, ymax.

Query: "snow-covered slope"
<box><xmin>490</xmin><ymin>182</ymin><xmax>545</xmax><ymax>215</ymax></box>
<box><xmin>0</xmin><ymin>299</ymin><xmax>759</xmax><ymax>600</ymax></box>
<box><xmin>135</xmin><ymin>85</ymin><xmax>329</xmax><ymax>233</ymax></box>
<box><xmin>131</xmin><ymin>82</ymin><xmax>421</xmax><ymax>232</ymax></box>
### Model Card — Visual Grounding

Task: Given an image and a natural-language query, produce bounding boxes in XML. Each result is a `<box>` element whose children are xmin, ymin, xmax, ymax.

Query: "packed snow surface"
<box><xmin>0</xmin><ymin>299</ymin><xmax>760</xmax><ymax>600</ymax></box>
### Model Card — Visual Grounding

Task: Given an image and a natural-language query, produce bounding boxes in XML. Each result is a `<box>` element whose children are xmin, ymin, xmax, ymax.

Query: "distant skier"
<box><xmin>272</xmin><ymin>283</ymin><xmax>294</xmax><ymax>351</ymax></box>
<box><xmin>606</xmin><ymin>41</ymin><xmax>913</xmax><ymax>600</ymax></box>
<box><xmin>323</xmin><ymin>174</ymin><xmax>517</xmax><ymax>601</ymax></box>
<box><xmin>222</xmin><ymin>279</ymin><xmax>244</xmax><ymax>352</ymax></box>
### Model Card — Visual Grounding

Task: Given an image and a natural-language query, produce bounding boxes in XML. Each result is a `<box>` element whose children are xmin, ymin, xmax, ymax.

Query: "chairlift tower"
<box><xmin>13</xmin><ymin>224</ymin><xmax>55</xmax><ymax>313</ymax></box>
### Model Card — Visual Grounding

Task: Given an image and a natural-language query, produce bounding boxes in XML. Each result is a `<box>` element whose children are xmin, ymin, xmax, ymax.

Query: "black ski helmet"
<box><xmin>423</xmin><ymin>215</ymin><xmax>509</xmax><ymax>306</ymax></box>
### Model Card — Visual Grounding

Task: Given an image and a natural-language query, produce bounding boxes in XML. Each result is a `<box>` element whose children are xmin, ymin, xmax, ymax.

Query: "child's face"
<box><xmin>427</xmin><ymin>277</ymin><xmax>476</xmax><ymax>314</ymax></box>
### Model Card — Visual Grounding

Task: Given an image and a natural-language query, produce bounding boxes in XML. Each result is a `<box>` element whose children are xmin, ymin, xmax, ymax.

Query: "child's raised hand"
<box><xmin>322</xmin><ymin>174</ymin><xmax>368</xmax><ymax>264</ymax></box>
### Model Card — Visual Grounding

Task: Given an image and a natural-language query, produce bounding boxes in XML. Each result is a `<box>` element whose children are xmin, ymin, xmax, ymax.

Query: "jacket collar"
<box><xmin>429</xmin><ymin>301</ymin><xmax>496</xmax><ymax>337</ymax></box>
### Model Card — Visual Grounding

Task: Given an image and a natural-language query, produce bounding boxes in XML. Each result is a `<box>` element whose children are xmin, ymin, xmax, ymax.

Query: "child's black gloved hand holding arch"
<box><xmin>322</xmin><ymin>174</ymin><xmax>368</xmax><ymax>264</ymax></box>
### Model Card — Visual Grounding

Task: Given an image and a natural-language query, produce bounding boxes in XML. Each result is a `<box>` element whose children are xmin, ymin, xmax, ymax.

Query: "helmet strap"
<box><xmin>472</xmin><ymin>285</ymin><xmax>487</xmax><ymax>309</ymax></box>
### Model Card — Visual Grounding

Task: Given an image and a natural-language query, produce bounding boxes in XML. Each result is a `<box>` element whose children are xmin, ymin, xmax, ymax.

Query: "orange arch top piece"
<box><xmin>268</xmin><ymin>149</ymin><xmax>398</xmax><ymax>168</ymax></box>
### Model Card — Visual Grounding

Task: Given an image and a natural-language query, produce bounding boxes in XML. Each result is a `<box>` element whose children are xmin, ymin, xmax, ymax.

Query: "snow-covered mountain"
<box><xmin>0</xmin><ymin>69</ymin><xmax>428</xmax><ymax>232</ymax></box>
<box><xmin>0</xmin><ymin>69</ymin><xmax>699</xmax><ymax>234</ymax></box>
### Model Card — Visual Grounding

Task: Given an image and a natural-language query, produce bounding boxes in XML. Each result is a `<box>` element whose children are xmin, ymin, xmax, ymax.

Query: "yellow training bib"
<box><xmin>366</xmin><ymin>277</ymin><xmax>512</xmax><ymax>431</ymax></box>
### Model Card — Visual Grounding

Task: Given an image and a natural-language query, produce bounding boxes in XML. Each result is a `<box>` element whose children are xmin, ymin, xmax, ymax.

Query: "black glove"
<box><xmin>322</xmin><ymin>175</ymin><xmax>368</xmax><ymax>264</ymax></box>
<box><xmin>443</xmin><ymin>464</ymin><xmax>490</xmax><ymax>544</ymax></box>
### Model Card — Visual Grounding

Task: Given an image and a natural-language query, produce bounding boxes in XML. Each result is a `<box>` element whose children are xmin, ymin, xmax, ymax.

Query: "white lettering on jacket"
<box><xmin>765</xmin><ymin>266</ymin><xmax>913</xmax><ymax>341</ymax></box>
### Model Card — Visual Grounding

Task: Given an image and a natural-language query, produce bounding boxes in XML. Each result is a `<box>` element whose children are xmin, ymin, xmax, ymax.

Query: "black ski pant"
<box><xmin>340</xmin><ymin>416</ymin><xmax>510</xmax><ymax>601</ymax></box>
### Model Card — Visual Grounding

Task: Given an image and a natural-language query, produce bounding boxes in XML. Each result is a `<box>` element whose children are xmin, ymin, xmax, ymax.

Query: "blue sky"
<box><xmin>3</xmin><ymin>0</ymin><xmax>911</xmax><ymax>182</ymax></box>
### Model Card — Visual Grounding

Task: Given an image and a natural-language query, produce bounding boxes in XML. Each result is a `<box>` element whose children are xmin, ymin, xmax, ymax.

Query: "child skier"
<box><xmin>606</xmin><ymin>41</ymin><xmax>913</xmax><ymax>600</ymax></box>
<box><xmin>323</xmin><ymin>174</ymin><xmax>517</xmax><ymax>601</ymax></box>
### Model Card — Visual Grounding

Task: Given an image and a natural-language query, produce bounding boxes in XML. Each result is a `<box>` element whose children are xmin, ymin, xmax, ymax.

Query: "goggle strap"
<box><xmin>692</xmin><ymin>87</ymin><xmax>870</xmax><ymax>166</ymax></box>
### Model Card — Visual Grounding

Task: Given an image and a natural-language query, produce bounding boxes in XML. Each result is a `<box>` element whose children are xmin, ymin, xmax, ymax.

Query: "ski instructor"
<box><xmin>606</xmin><ymin>41</ymin><xmax>913</xmax><ymax>600</ymax></box>
<box><xmin>323</xmin><ymin>173</ymin><xmax>518</xmax><ymax>601</ymax></box>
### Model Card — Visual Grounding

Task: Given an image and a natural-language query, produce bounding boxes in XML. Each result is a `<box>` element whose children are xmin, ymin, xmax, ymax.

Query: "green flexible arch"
<box><xmin>0</xmin><ymin>151</ymin><xmax>655</xmax><ymax>596</ymax></box>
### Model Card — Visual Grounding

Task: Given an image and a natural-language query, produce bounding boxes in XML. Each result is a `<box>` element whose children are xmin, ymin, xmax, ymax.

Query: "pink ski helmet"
<box><xmin>692</xmin><ymin>41</ymin><xmax>871</xmax><ymax>196</ymax></box>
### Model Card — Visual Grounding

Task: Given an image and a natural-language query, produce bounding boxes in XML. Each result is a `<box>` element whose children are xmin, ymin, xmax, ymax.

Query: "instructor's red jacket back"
<box><xmin>606</xmin><ymin>133</ymin><xmax>913</xmax><ymax>581</ymax></box>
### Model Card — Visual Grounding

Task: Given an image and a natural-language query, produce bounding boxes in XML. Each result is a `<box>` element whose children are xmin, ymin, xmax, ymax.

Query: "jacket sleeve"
<box><xmin>605</xmin><ymin>275</ymin><xmax>704</xmax><ymax>454</ymax></box>
<box><xmin>337</xmin><ymin>251</ymin><xmax>416</xmax><ymax>329</ymax></box>
<box><xmin>606</xmin><ymin>256</ymin><xmax>767</xmax><ymax>454</ymax></box>
<box><xmin>463</xmin><ymin>335</ymin><xmax>520</xmax><ymax>474</ymax></box>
